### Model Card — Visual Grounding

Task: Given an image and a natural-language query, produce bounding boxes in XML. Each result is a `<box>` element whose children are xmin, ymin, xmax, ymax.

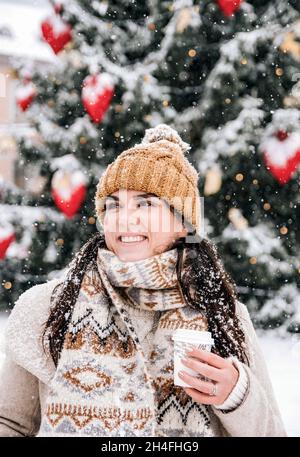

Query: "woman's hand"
<box><xmin>179</xmin><ymin>347</ymin><xmax>239</xmax><ymax>406</ymax></box>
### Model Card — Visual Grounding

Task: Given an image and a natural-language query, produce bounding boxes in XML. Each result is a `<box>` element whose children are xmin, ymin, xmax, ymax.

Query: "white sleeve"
<box><xmin>214</xmin><ymin>356</ymin><xmax>249</xmax><ymax>411</ymax></box>
<box><xmin>211</xmin><ymin>301</ymin><xmax>287</xmax><ymax>436</ymax></box>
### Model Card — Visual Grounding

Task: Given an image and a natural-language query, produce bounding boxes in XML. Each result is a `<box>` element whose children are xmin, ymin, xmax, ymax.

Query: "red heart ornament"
<box><xmin>262</xmin><ymin>131</ymin><xmax>300</xmax><ymax>185</ymax></box>
<box><xmin>82</xmin><ymin>73</ymin><xmax>114</xmax><ymax>123</ymax></box>
<box><xmin>0</xmin><ymin>229</ymin><xmax>15</xmax><ymax>260</ymax></box>
<box><xmin>41</xmin><ymin>13</ymin><xmax>72</xmax><ymax>54</ymax></box>
<box><xmin>217</xmin><ymin>0</ymin><xmax>243</xmax><ymax>16</ymax></box>
<box><xmin>16</xmin><ymin>81</ymin><xmax>36</xmax><ymax>111</ymax></box>
<box><xmin>51</xmin><ymin>169</ymin><xmax>87</xmax><ymax>218</ymax></box>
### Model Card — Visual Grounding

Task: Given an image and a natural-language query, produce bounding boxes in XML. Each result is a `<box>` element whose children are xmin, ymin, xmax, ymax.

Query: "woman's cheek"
<box><xmin>146</xmin><ymin>208</ymin><xmax>162</xmax><ymax>234</ymax></box>
<box><xmin>103</xmin><ymin>212</ymin><xmax>118</xmax><ymax>231</ymax></box>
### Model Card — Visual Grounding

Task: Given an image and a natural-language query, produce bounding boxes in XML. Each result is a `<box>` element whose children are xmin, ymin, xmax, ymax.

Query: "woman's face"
<box><xmin>103</xmin><ymin>188</ymin><xmax>188</xmax><ymax>261</ymax></box>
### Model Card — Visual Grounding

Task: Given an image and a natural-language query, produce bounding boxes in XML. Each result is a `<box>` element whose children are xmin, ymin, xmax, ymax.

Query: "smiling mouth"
<box><xmin>117</xmin><ymin>235</ymin><xmax>148</xmax><ymax>244</ymax></box>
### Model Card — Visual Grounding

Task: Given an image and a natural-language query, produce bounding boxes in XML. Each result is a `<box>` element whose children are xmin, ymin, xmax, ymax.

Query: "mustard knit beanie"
<box><xmin>94</xmin><ymin>124</ymin><xmax>201</xmax><ymax>234</ymax></box>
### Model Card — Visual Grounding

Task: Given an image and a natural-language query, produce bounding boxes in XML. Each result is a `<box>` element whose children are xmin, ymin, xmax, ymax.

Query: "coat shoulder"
<box><xmin>235</xmin><ymin>300</ymin><xmax>251</xmax><ymax>323</ymax></box>
<box><xmin>7</xmin><ymin>277</ymin><xmax>64</xmax><ymax>328</ymax></box>
<box><xmin>4</xmin><ymin>277</ymin><xmax>65</xmax><ymax>383</ymax></box>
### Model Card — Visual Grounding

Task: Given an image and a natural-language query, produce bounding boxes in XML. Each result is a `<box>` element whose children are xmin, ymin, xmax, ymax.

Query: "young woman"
<box><xmin>0</xmin><ymin>124</ymin><xmax>286</xmax><ymax>437</ymax></box>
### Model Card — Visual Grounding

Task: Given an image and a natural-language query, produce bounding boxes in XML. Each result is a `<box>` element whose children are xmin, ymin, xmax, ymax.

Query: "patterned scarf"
<box><xmin>97</xmin><ymin>247</ymin><xmax>187</xmax><ymax>310</ymax></box>
<box><xmin>37</xmin><ymin>246</ymin><xmax>214</xmax><ymax>437</ymax></box>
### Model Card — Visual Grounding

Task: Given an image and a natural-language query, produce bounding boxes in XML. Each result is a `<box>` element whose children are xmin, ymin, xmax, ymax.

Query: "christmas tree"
<box><xmin>1</xmin><ymin>0</ymin><xmax>299</xmax><ymax>334</ymax></box>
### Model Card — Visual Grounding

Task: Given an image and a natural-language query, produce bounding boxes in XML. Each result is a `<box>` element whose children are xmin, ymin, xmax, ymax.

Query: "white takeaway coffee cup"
<box><xmin>171</xmin><ymin>329</ymin><xmax>215</xmax><ymax>388</ymax></box>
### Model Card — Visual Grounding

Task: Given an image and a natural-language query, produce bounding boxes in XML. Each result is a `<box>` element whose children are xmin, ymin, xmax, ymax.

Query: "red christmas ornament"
<box><xmin>276</xmin><ymin>130</ymin><xmax>289</xmax><ymax>142</ymax></box>
<box><xmin>0</xmin><ymin>228</ymin><xmax>15</xmax><ymax>260</ymax></box>
<box><xmin>217</xmin><ymin>0</ymin><xmax>243</xmax><ymax>16</ymax></box>
<box><xmin>51</xmin><ymin>169</ymin><xmax>87</xmax><ymax>218</ymax></box>
<box><xmin>82</xmin><ymin>73</ymin><xmax>114</xmax><ymax>123</ymax></box>
<box><xmin>41</xmin><ymin>13</ymin><xmax>72</xmax><ymax>54</ymax></box>
<box><xmin>53</xmin><ymin>2</ymin><xmax>63</xmax><ymax>14</ymax></box>
<box><xmin>262</xmin><ymin>131</ymin><xmax>300</xmax><ymax>185</ymax></box>
<box><xmin>16</xmin><ymin>79</ymin><xmax>36</xmax><ymax>111</ymax></box>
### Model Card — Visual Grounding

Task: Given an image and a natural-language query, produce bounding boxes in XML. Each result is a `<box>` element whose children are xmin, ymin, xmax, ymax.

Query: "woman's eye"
<box><xmin>104</xmin><ymin>200</ymin><xmax>154</xmax><ymax>211</ymax></box>
<box><xmin>138</xmin><ymin>200</ymin><xmax>152</xmax><ymax>207</ymax></box>
<box><xmin>105</xmin><ymin>202</ymin><xmax>118</xmax><ymax>210</ymax></box>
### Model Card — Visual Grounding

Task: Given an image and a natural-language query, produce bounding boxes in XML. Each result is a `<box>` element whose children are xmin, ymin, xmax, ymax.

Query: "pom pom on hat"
<box><xmin>141</xmin><ymin>123</ymin><xmax>191</xmax><ymax>155</ymax></box>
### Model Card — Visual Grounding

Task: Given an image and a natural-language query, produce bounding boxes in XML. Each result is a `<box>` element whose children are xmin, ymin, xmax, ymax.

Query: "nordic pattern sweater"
<box><xmin>0</xmin><ymin>278</ymin><xmax>287</xmax><ymax>437</ymax></box>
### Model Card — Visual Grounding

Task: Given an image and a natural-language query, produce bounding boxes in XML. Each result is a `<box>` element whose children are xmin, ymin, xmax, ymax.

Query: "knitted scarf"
<box><xmin>37</xmin><ymin>246</ymin><xmax>214</xmax><ymax>437</ymax></box>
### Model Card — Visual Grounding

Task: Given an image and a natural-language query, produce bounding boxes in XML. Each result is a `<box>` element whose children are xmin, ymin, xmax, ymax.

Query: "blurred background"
<box><xmin>0</xmin><ymin>0</ymin><xmax>299</xmax><ymax>435</ymax></box>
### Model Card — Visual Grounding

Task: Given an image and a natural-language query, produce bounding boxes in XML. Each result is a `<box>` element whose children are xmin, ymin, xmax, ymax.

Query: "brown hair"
<box><xmin>42</xmin><ymin>229</ymin><xmax>249</xmax><ymax>367</ymax></box>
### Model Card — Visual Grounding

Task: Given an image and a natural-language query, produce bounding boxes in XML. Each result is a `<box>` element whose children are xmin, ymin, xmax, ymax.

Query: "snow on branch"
<box><xmin>0</xmin><ymin>203</ymin><xmax>65</xmax><ymax>260</ymax></box>
<box><xmin>197</xmin><ymin>97</ymin><xmax>265</xmax><ymax>173</ymax></box>
<box><xmin>222</xmin><ymin>222</ymin><xmax>297</xmax><ymax>275</ymax></box>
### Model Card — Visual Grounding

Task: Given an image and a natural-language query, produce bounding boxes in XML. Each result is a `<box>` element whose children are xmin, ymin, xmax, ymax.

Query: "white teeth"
<box><xmin>119</xmin><ymin>236</ymin><xmax>147</xmax><ymax>243</ymax></box>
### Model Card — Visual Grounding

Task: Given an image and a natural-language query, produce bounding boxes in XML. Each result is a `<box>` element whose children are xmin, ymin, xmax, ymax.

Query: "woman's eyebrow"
<box><xmin>105</xmin><ymin>193</ymin><xmax>159</xmax><ymax>201</ymax></box>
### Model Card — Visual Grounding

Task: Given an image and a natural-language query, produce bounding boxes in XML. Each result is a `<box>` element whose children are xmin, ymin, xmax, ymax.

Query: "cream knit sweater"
<box><xmin>124</xmin><ymin>302</ymin><xmax>248</xmax><ymax>412</ymax></box>
<box><xmin>0</xmin><ymin>278</ymin><xmax>287</xmax><ymax>437</ymax></box>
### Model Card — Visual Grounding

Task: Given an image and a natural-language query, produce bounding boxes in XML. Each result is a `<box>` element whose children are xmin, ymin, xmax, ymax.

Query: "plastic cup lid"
<box><xmin>171</xmin><ymin>329</ymin><xmax>214</xmax><ymax>345</ymax></box>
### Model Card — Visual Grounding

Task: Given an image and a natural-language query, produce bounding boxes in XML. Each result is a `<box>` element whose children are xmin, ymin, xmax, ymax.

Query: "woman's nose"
<box><xmin>119</xmin><ymin>208</ymin><xmax>140</xmax><ymax>227</ymax></box>
<box><xmin>129</xmin><ymin>214</ymin><xmax>140</xmax><ymax>225</ymax></box>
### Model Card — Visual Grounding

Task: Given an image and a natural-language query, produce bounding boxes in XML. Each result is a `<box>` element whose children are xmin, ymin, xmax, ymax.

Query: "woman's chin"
<box><xmin>117</xmin><ymin>251</ymin><xmax>150</xmax><ymax>262</ymax></box>
<box><xmin>115</xmin><ymin>240</ymin><xmax>151</xmax><ymax>262</ymax></box>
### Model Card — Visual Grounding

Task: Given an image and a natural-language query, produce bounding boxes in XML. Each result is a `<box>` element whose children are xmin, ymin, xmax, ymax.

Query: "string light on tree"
<box><xmin>188</xmin><ymin>49</ymin><xmax>197</xmax><ymax>57</ymax></box>
<box><xmin>3</xmin><ymin>281</ymin><xmax>12</xmax><ymax>290</ymax></box>
<box><xmin>147</xmin><ymin>22</ymin><xmax>156</xmax><ymax>31</ymax></box>
<box><xmin>249</xmin><ymin>256</ymin><xmax>257</xmax><ymax>265</ymax></box>
<box><xmin>115</xmin><ymin>104</ymin><xmax>123</xmax><ymax>113</ymax></box>
<box><xmin>280</xmin><ymin>226</ymin><xmax>288</xmax><ymax>235</ymax></box>
<box><xmin>235</xmin><ymin>173</ymin><xmax>244</xmax><ymax>182</ymax></box>
<box><xmin>79</xmin><ymin>136</ymin><xmax>87</xmax><ymax>145</ymax></box>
